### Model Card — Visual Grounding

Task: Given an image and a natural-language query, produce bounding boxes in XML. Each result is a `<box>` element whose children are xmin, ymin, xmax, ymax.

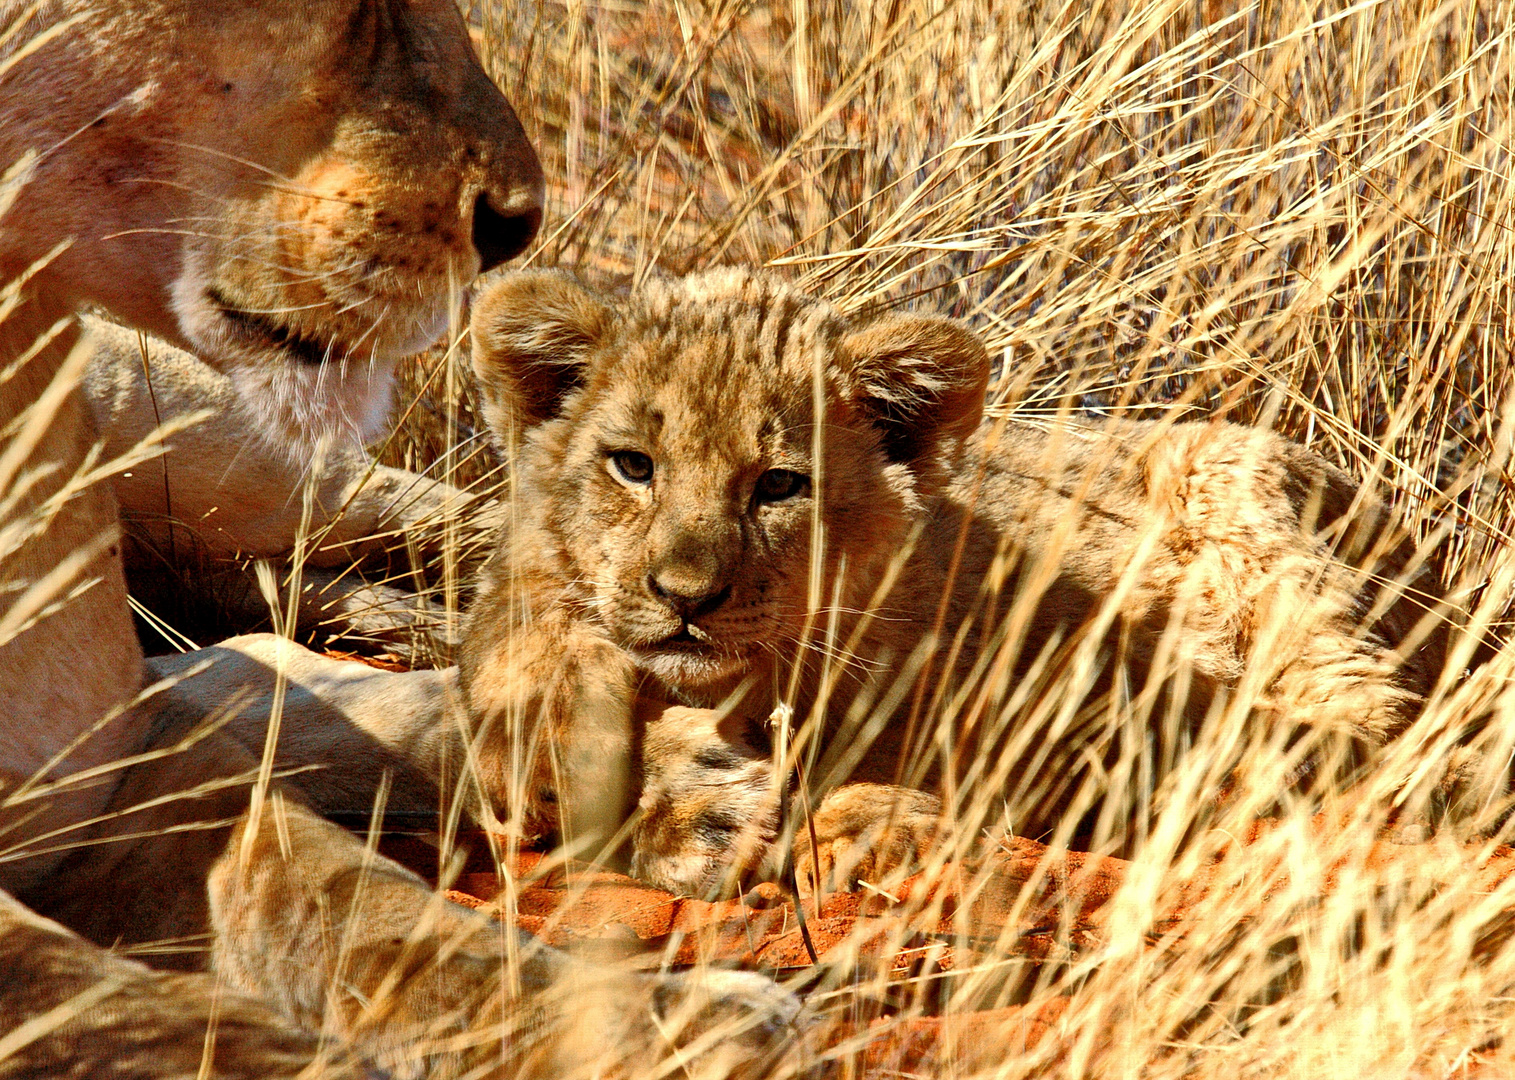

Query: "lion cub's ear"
<box><xmin>470</xmin><ymin>271</ymin><xmax>615</xmax><ymax>444</ymax></box>
<box><xmin>843</xmin><ymin>314</ymin><xmax>990</xmax><ymax>468</ymax></box>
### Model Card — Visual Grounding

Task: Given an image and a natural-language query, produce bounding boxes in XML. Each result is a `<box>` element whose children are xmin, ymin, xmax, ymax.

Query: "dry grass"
<box><xmin>402</xmin><ymin>0</ymin><xmax>1515</xmax><ymax>1075</ymax></box>
<box><xmin>7</xmin><ymin>0</ymin><xmax>1515</xmax><ymax>1075</ymax></box>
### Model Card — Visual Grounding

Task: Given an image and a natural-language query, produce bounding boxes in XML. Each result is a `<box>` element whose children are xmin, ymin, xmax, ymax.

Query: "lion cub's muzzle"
<box><xmin>623</xmin><ymin>567</ymin><xmax>750</xmax><ymax>685</ymax></box>
<box><xmin>643</xmin><ymin>520</ymin><xmax>740</xmax><ymax>625</ymax></box>
<box><xmin>633</xmin><ymin>542</ymin><xmax>743</xmax><ymax>667</ymax></box>
<box><xmin>647</xmin><ymin>575</ymin><xmax>733</xmax><ymax>623</ymax></box>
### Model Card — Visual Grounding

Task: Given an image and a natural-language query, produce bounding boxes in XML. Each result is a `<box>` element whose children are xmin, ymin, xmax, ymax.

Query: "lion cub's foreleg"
<box><xmin>631</xmin><ymin>705</ymin><xmax>945</xmax><ymax>898</ymax></box>
<box><xmin>460</xmin><ymin>603</ymin><xmax>644</xmax><ymax>857</ymax></box>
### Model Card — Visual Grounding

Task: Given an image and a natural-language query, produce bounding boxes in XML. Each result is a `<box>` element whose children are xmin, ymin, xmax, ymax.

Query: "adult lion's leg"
<box><xmin>27</xmin><ymin>697</ymin><xmax>534</xmax><ymax>1074</ymax></box>
<box><xmin>0</xmin><ymin>889</ymin><xmax>377</xmax><ymax>1079</ymax></box>
<box><xmin>209</xmin><ymin>797</ymin><xmax>802</xmax><ymax>1078</ymax></box>
<box><xmin>34</xmin><ymin>657</ymin><xmax>804</xmax><ymax>1078</ymax></box>
<box><xmin>143</xmin><ymin>636</ymin><xmax>458</xmax><ymax>823</ymax></box>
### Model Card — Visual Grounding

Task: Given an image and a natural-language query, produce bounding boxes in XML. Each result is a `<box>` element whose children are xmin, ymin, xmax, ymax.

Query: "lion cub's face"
<box><xmin>469</xmin><ymin>269</ymin><xmax>990</xmax><ymax>694</ymax></box>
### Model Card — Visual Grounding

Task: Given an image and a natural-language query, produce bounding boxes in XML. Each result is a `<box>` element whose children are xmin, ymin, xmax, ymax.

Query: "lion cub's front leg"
<box><xmin>459</xmin><ymin>609</ymin><xmax>643</xmax><ymax>857</ymax></box>
<box><xmin>632</xmin><ymin>706</ymin><xmax>945</xmax><ymax>898</ymax></box>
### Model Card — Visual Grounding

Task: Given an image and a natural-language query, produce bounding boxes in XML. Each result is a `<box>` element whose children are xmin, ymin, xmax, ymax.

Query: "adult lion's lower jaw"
<box><xmin>169</xmin><ymin>271</ymin><xmax>452</xmax><ymax>454</ymax></box>
<box><xmin>220</xmin><ymin>355</ymin><xmax>399</xmax><ymax>457</ymax></box>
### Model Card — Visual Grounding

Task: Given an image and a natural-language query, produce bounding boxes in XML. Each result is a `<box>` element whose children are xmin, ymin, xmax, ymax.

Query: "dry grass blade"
<box><xmin>11</xmin><ymin>0</ymin><xmax>1515</xmax><ymax>1076</ymax></box>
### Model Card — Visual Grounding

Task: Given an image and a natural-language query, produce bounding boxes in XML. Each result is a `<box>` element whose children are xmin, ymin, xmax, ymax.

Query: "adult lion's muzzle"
<box><xmin>159</xmin><ymin>0</ymin><xmax>545</xmax><ymax>451</ymax></box>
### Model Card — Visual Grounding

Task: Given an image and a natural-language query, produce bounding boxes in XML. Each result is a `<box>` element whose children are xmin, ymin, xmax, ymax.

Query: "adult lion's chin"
<box><xmin>170</xmin><ymin>273</ymin><xmax>452</xmax><ymax>455</ymax></box>
<box><xmin>219</xmin><ymin>355</ymin><xmax>400</xmax><ymax>457</ymax></box>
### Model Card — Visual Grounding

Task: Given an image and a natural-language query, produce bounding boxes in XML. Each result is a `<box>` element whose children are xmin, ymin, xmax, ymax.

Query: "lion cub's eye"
<box><xmin>754</xmin><ymin>468</ymin><xmax>810</xmax><ymax>503</ymax></box>
<box><xmin>609</xmin><ymin>450</ymin><xmax>654</xmax><ymax>486</ymax></box>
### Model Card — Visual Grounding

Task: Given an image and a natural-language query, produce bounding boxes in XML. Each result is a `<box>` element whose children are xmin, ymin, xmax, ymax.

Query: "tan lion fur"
<box><xmin>0</xmin><ymin>3</ymin><xmax>800</xmax><ymax>1075</ymax></box>
<box><xmin>460</xmin><ymin>267</ymin><xmax>1448</xmax><ymax>898</ymax></box>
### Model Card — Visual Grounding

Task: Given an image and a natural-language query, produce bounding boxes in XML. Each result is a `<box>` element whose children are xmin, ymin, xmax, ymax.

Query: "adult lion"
<box><xmin>0</xmin><ymin>4</ymin><xmax>796</xmax><ymax>1077</ymax></box>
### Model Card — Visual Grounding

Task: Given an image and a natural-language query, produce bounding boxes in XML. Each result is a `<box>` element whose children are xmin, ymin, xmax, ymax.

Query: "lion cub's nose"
<box><xmin>647</xmin><ymin>573</ymin><xmax>732</xmax><ymax>621</ymax></box>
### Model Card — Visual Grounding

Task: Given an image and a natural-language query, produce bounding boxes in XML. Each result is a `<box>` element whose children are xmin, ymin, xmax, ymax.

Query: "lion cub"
<box><xmin>459</xmin><ymin>268</ymin><xmax>1446</xmax><ymax>896</ymax></box>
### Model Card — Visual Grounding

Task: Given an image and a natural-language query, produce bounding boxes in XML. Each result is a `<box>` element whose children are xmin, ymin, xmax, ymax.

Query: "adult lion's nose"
<box><xmin>471</xmin><ymin>190</ymin><xmax>542</xmax><ymax>272</ymax></box>
<box><xmin>444</xmin><ymin>1</ymin><xmax>545</xmax><ymax>273</ymax></box>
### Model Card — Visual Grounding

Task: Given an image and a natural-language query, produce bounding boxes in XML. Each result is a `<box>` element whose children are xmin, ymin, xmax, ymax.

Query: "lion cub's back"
<box><xmin>944</xmin><ymin>416</ymin><xmax>1431</xmax><ymax>701</ymax></box>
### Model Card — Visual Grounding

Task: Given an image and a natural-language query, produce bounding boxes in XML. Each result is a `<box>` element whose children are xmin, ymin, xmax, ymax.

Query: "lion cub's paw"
<box><xmin>794</xmin><ymin>784</ymin><xmax>946</xmax><ymax>895</ymax></box>
<box><xmin>630</xmin><ymin>709</ymin><xmax>948</xmax><ymax>900</ymax></box>
<box><xmin>632</xmin><ymin>706</ymin><xmax>781</xmax><ymax>897</ymax></box>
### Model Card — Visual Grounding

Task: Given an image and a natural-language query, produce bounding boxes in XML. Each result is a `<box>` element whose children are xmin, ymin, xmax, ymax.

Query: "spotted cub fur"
<box><xmin>460</xmin><ymin>268</ymin><xmax>1445</xmax><ymax>895</ymax></box>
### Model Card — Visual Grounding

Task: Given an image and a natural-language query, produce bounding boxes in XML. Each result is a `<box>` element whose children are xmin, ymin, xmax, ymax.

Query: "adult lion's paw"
<box><xmin>793</xmin><ymin>784</ymin><xmax>946</xmax><ymax>895</ymax></box>
<box><xmin>646</xmin><ymin>967</ymin><xmax>809</xmax><ymax>1079</ymax></box>
<box><xmin>281</xmin><ymin>900</ymin><xmax>809</xmax><ymax>1080</ymax></box>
